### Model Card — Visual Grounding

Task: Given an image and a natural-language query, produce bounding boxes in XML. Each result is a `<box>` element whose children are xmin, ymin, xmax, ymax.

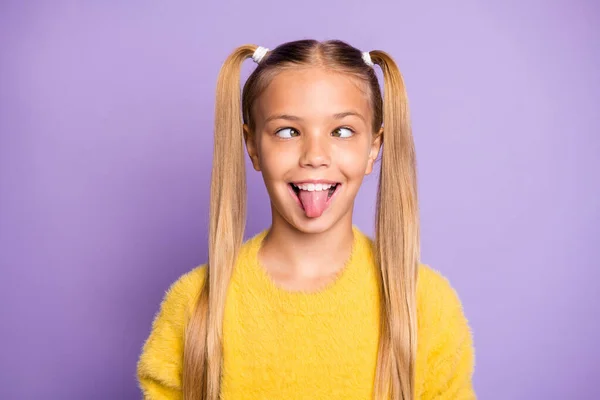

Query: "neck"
<box><xmin>259</xmin><ymin>210</ymin><xmax>355</xmax><ymax>280</ymax></box>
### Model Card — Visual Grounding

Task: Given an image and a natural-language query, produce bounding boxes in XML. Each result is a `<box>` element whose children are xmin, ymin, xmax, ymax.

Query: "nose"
<box><xmin>299</xmin><ymin>132</ymin><xmax>331</xmax><ymax>168</ymax></box>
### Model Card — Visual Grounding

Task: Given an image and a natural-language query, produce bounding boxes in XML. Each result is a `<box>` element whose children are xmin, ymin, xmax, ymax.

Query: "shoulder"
<box><xmin>137</xmin><ymin>265</ymin><xmax>207</xmax><ymax>396</ymax></box>
<box><xmin>138</xmin><ymin>266</ymin><xmax>206</xmax><ymax>362</ymax></box>
<box><xmin>170</xmin><ymin>264</ymin><xmax>207</xmax><ymax>297</ymax></box>
<box><xmin>415</xmin><ymin>264</ymin><xmax>476</xmax><ymax>397</ymax></box>
<box><xmin>416</xmin><ymin>263</ymin><xmax>475</xmax><ymax>369</ymax></box>
<box><xmin>417</xmin><ymin>263</ymin><xmax>466</xmax><ymax>322</ymax></box>
<box><xmin>160</xmin><ymin>264</ymin><xmax>207</xmax><ymax>320</ymax></box>
<box><xmin>416</xmin><ymin>263</ymin><xmax>473</xmax><ymax>360</ymax></box>
<box><xmin>145</xmin><ymin>264</ymin><xmax>208</xmax><ymax>336</ymax></box>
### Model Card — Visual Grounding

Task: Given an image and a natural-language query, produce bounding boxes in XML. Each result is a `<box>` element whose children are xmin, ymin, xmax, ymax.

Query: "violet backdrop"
<box><xmin>0</xmin><ymin>1</ymin><xmax>598</xmax><ymax>399</ymax></box>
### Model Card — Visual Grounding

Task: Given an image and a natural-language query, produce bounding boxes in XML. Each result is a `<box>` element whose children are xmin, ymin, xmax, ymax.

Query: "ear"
<box><xmin>243</xmin><ymin>124</ymin><xmax>261</xmax><ymax>172</ymax></box>
<box><xmin>365</xmin><ymin>127</ymin><xmax>383</xmax><ymax>176</ymax></box>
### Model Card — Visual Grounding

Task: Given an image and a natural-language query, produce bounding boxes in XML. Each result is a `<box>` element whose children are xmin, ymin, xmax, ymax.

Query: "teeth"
<box><xmin>292</xmin><ymin>183</ymin><xmax>336</xmax><ymax>191</ymax></box>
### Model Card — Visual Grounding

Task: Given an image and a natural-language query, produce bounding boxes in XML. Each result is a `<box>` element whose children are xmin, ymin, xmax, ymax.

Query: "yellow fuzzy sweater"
<box><xmin>137</xmin><ymin>227</ymin><xmax>475</xmax><ymax>399</ymax></box>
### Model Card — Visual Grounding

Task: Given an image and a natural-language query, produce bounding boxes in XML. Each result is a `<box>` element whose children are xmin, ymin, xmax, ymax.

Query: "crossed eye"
<box><xmin>276</xmin><ymin>127</ymin><xmax>354</xmax><ymax>139</ymax></box>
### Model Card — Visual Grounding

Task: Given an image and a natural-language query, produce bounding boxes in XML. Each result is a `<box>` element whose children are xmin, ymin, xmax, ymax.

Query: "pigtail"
<box><xmin>370</xmin><ymin>51</ymin><xmax>420</xmax><ymax>400</ymax></box>
<box><xmin>183</xmin><ymin>44</ymin><xmax>257</xmax><ymax>400</ymax></box>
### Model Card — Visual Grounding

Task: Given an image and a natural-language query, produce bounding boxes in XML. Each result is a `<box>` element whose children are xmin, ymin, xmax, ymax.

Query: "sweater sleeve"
<box><xmin>136</xmin><ymin>266</ymin><xmax>207</xmax><ymax>400</ymax></box>
<box><xmin>418</xmin><ymin>265</ymin><xmax>476</xmax><ymax>399</ymax></box>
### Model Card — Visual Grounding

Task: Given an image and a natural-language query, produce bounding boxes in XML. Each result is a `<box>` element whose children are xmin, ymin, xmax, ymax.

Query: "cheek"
<box><xmin>334</xmin><ymin>146</ymin><xmax>370</xmax><ymax>177</ymax></box>
<box><xmin>258</xmin><ymin>141</ymin><xmax>297</xmax><ymax>179</ymax></box>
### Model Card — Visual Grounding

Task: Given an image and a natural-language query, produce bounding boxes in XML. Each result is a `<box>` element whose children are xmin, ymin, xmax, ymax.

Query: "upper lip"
<box><xmin>290</xmin><ymin>180</ymin><xmax>340</xmax><ymax>185</ymax></box>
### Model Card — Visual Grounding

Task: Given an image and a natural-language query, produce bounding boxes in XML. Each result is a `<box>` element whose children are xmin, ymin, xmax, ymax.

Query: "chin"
<box><xmin>289</xmin><ymin>216</ymin><xmax>338</xmax><ymax>234</ymax></box>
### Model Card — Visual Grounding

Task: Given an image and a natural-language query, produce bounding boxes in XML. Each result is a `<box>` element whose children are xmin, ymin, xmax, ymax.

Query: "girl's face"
<box><xmin>244</xmin><ymin>67</ymin><xmax>381</xmax><ymax>234</ymax></box>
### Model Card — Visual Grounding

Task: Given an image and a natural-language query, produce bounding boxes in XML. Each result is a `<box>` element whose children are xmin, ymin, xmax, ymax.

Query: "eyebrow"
<box><xmin>264</xmin><ymin>111</ymin><xmax>366</xmax><ymax>124</ymax></box>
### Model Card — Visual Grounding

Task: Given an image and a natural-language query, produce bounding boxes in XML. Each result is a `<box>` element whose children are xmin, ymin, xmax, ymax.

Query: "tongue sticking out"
<box><xmin>298</xmin><ymin>190</ymin><xmax>330</xmax><ymax>218</ymax></box>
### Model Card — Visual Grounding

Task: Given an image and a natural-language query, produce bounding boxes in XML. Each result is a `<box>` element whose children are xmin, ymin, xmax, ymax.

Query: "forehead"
<box><xmin>253</xmin><ymin>67</ymin><xmax>372</xmax><ymax>123</ymax></box>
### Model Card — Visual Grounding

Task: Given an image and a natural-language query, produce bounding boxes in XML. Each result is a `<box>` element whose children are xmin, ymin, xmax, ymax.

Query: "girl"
<box><xmin>137</xmin><ymin>40</ymin><xmax>475</xmax><ymax>399</ymax></box>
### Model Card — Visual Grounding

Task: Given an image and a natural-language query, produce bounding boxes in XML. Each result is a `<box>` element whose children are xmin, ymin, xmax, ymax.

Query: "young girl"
<box><xmin>137</xmin><ymin>40</ymin><xmax>475</xmax><ymax>399</ymax></box>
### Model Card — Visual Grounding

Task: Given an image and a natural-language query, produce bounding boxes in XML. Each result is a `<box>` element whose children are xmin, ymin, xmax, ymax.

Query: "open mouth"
<box><xmin>287</xmin><ymin>182</ymin><xmax>342</xmax><ymax>218</ymax></box>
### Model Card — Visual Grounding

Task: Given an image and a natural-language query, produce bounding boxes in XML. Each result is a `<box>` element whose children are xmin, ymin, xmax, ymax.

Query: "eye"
<box><xmin>275</xmin><ymin>127</ymin><xmax>300</xmax><ymax>138</ymax></box>
<box><xmin>332</xmin><ymin>127</ymin><xmax>354</xmax><ymax>138</ymax></box>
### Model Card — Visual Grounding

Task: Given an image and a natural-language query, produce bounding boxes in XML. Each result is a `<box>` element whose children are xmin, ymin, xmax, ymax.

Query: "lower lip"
<box><xmin>287</xmin><ymin>184</ymin><xmax>342</xmax><ymax>216</ymax></box>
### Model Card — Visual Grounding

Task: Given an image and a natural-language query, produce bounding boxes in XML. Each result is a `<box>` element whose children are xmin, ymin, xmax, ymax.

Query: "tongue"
<box><xmin>298</xmin><ymin>190</ymin><xmax>329</xmax><ymax>218</ymax></box>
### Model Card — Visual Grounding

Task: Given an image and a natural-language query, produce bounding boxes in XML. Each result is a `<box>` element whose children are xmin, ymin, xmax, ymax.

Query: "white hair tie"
<box><xmin>252</xmin><ymin>46</ymin><xmax>269</xmax><ymax>64</ymax></box>
<box><xmin>362</xmin><ymin>51</ymin><xmax>374</xmax><ymax>67</ymax></box>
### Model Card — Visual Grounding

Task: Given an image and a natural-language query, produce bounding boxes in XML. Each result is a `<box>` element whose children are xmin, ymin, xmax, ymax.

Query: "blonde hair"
<box><xmin>183</xmin><ymin>41</ymin><xmax>420</xmax><ymax>400</ymax></box>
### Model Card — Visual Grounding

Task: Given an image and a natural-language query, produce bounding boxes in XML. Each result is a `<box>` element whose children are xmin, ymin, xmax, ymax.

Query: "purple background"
<box><xmin>0</xmin><ymin>1</ymin><xmax>598</xmax><ymax>399</ymax></box>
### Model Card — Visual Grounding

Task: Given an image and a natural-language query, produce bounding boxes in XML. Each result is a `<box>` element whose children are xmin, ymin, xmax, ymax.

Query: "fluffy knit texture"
<box><xmin>137</xmin><ymin>226</ymin><xmax>476</xmax><ymax>399</ymax></box>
